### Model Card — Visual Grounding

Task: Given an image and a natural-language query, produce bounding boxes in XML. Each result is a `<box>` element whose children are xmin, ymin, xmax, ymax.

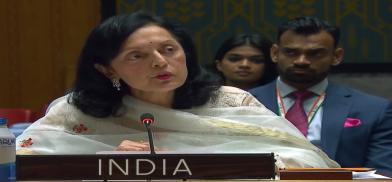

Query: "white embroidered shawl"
<box><xmin>16</xmin><ymin>86</ymin><xmax>339</xmax><ymax>169</ymax></box>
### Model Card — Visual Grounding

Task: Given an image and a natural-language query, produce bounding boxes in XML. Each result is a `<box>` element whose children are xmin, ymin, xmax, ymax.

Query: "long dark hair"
<box><xmin>211</xmin><ymin>33</ymin><xmax>277</xmax><ymax>87</ymax></box>
<box><xmin>69</xmin><ymin>11</ymin><xmax>220</xmax><ymax>117</ymax></box>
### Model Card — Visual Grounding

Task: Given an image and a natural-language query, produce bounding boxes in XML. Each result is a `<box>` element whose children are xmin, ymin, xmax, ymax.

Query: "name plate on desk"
<box><xmin>16</xmin><ymin>153</ymin><xmax>275</xmax><ymax>180</ymax></box>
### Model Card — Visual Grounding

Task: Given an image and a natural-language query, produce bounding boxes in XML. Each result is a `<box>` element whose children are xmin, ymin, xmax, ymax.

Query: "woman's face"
<box><xmin>216</xmin><ymin>45</ymin><xmax>266</xmax><ymax>86</ymax></box>
<box><xmin>107</xmin><ymin>24</ymin><xmax>188</xmax><ymax>95</ymax></box>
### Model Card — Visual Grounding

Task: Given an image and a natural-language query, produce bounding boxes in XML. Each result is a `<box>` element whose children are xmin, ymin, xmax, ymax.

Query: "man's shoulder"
<box><xmin>328</xmin><ymin>82</ymin><xmax>391</xmax><ymax>106</ymax></box>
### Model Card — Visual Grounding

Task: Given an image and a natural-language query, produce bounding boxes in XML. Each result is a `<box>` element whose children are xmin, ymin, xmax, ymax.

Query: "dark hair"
<box><xmin>211</xmin><ymin>33</ymin><xmax>277</xmax><ymax>87</ymax></box>
<box><xmin>277</xmin><ymin>16</ymin><xmax>340</xmax><ymax>47</ymax></box>
<box><xmin>69</xmin><ymin>11</ymin><xmax>220</xmax><ymax>117</ymax></box>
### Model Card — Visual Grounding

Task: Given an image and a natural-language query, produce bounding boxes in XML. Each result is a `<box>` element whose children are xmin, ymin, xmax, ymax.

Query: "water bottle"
<box><xmin>0</xmin><ymin>118</ymin><xmax>16</xmax><ymax>182</ymax></box>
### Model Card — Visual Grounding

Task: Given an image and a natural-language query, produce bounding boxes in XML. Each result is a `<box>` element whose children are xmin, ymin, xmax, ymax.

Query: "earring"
<box><xmin>112</xmin><ymin>78</ymin><xmax>121</xmax><ymax>91</ymax></box>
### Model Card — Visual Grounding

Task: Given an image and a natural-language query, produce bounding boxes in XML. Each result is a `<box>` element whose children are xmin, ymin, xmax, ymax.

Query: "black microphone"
<box><xmin>140</xmin><ymin>113</ymin><xmax>155</xmax><ymax>154</ymax></box>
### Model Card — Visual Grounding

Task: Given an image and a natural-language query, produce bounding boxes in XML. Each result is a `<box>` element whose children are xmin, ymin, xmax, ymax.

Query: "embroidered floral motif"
<box><xmin>20</xmin><ymin>138</ymin><xmax>33</xmax><ymax>147</ymax></box>
<box><xmin>73</xmin><ymin>123</ymin><xmax>88</xmax><ymax>133</ymax></box>
<box><xmin>210</xmin><ymin>88</ymin><xmax>262</xmax><ymax>107</ymax></box>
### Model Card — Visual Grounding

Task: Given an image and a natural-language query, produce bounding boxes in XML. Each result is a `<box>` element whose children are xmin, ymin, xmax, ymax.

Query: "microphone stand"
<box><xmin>144</xmin><ymin>123</ymin><xmax>156</xmax><ymax>155</ymax></box>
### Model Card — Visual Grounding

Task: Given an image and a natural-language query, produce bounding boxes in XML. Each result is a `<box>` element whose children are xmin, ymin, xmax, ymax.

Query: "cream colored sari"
<box><xmin>16</xmin><ymin>86</ymin><xmax>339</xmax><ymax>169</ymax></box>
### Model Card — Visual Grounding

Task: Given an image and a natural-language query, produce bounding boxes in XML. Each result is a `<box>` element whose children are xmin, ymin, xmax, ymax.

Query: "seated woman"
<box><xmin>211</xmin><ymin>33</ymin><xmax>278</xmax><ymax>90</ymax></box>
<box><xmin>16</xmin><ymin>11</ymin><xmax>339</xmax><ymax>169</ymax></box>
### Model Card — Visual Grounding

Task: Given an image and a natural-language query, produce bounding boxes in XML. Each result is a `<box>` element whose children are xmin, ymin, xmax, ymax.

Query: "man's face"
<box><xmin>271</xmin><ymin>30</ymin><xmax>343</xmax><ymax>88</ymax></box>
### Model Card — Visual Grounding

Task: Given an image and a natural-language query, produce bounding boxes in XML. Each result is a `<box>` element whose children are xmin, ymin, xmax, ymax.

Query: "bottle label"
<box><xmin>0</xmin><ymin>138</ymin><xmax>15</xmax><ymax>146</ymax></box>
<box><xmin>0</xmin><ymin>135</ymin><xmax>16</xmax><ymax>182</ymax></box>
<box><xmin>0</xmin><ymin>137</ymin><xmax>16</xmax><ymax>164</ymax></box>
<box><xmin>0</xmin><ymin>162</ymin><xmax>15</xmax><ymax>182</ymax></box>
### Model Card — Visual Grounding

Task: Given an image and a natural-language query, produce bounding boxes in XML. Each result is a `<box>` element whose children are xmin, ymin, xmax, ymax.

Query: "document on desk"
<box><xmin>281</xmin><ymin>168</ymin><xmax>391</xmax><ymax>180</ymax></box>
<box><xmin>353</xmin><ymin>170</ymin><xmax>391</xmax><ymax>179</ymax></box>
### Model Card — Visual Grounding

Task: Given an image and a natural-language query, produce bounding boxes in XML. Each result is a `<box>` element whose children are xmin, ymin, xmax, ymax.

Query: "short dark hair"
<box><xmin>212</xmin><ymin>33</ymin><xmax>277</xmax><ymax>86</ymax></box>
<box><xmin>277</xmin><ymin>16</ymin><xmax>340</xmax><ymax>47</ymax></box>
<box><xmin>70</xmin><ymin>11</ymin><xmax>220</xmax><ymax>117</ymax></box>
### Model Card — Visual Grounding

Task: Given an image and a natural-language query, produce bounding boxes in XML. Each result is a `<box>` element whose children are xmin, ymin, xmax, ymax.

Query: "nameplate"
<box><xmin>16</xmin><ymin>153</ymin><xmax>275</xmax><ymax>180</ymax></box>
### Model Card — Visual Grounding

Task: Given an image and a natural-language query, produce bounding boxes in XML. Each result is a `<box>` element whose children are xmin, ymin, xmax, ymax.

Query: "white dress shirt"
<box><xmin>276</xmin><ymin>77</ymin><xmax>328</xmax><ymax>147</ymax></box>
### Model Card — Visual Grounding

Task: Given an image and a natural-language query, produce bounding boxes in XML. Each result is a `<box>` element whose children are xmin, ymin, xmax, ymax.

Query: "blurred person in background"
<box><xmin>211</xmin><ymin>33</ymin><xmax>277</xmax><ymax>90</ymax></box>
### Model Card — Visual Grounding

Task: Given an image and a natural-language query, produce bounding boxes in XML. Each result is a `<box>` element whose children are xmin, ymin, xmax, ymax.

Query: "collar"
<box><xmin>276</xmin><ymin>77</ymin><xmax>328</xmax><ymax>97</ymax></box>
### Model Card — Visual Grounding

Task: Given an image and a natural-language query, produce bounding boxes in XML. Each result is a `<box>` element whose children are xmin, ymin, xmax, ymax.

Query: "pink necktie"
<box><xmin>285</xmin><ymin>90</ymin><xmax>312</xmax><ymax>136</ymax></box>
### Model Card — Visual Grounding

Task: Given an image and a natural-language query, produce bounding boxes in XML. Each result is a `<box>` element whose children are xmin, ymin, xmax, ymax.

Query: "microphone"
<box><xmin>140</xmin><ymin>113</ymin><xmax>155</xmax><ymax>154</ymax></box>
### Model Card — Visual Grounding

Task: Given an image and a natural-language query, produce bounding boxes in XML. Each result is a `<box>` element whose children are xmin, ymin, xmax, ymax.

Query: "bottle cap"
<box><xmin>0</xmin><ymin>118</ymin><xmax>7</xmax><ymax>125</ymax></box>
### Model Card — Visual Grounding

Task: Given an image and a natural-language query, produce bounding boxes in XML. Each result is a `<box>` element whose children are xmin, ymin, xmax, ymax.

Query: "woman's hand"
<box><xmin>116</xmin><ymin>140</ymin><xmax>150</xmax><ymax>151</ymax></box>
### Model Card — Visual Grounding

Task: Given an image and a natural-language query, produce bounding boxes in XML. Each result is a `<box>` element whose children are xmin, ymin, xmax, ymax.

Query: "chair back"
<box><xmin>0</xmin><ymin>108</ymin><xmax>34</xmax><ymax>127</ymax></box>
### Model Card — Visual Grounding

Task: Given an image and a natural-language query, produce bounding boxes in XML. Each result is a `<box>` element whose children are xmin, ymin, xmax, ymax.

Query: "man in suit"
<box><xmin>250</xmin><ymin>16</ymin><xmax>392</xmax><ymax>176</ymax></box>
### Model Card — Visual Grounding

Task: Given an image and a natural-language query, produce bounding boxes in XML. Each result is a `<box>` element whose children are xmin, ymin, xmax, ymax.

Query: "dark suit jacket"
<box><xmin>249</xmin><ymin>81</ymin><xmax>392</xmax><ymax>176</ymax></box>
